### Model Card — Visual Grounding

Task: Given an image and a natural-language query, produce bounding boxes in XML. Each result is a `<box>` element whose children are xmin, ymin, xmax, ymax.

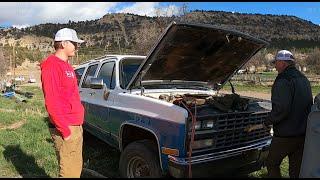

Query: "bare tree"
<box><xmin>132</xmin><ymin>23</ymin><xmax>162</xmax><ymax>55</ymax></box>
<box><xmin>154</xmin><ymin>7</ymin><xmax>167</xmax><ymax>32</ymax></box>
<box><xmin>181</xmin><ymin>2</ymin><xmax>189</xmax><ymax>16</ymax></box>
<box><xmin>244</xmin><ymin>50</ymin><xmax>270</xmax><ymax>71</ymax></box>
<box><xmin>115</xmin><ymin>32</ymin><xmax>122</xmax><ymax>54</ymax></box>
<box><xmin>132</xmin><ymin>3</ymin><xmax>188</xmax><ymax>55</ymax></box>
<box><xmin>305</xmin><ymin>48</ymin><xmax>320</xmax><ymax>74</ymax></box>
<box><xmin>0</xmin><ymin>48</ymin><xmax>8</xmax><ymax>77</ymax></box>
<box><xmin>154</xmin><ymin>4</ymin><xmax>178</xmax><ymax>32</ymax></box>
<box><xmin>178</xmin><ymin>3</ymin><xmax>189</xmax><ymax>22</ymax></box>
<box><xmin>115</xmin><ymin>18</ymin><xmax>130</xmax><ymax>47</ymax></box>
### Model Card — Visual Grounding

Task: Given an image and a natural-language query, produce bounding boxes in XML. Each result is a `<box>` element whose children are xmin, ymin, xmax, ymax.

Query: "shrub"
<box><xmin>305</xmin><ymin>48</ymin><xmax>320</xmax><ymax>74</ymax></box>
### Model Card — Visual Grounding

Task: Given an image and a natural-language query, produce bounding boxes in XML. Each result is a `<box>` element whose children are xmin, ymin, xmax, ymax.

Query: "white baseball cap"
<box><xmin>272</xmin><ymin>50</ymin><xmax>295</xmax><ymax>63</ymax></box>
<box><xmin>54</xmin><ymin>28</ymin><xmax>84</xmax><ymax>43</ymax></box>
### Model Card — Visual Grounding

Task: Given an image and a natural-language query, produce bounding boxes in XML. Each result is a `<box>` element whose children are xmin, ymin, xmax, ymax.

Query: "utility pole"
<box><xmin>116</xmin><ymin>32</ymin><xmax>121</xmax><ymax>54</ymax></box>
<box><xmin>9</xmin><ymin>54</ymin><xmax>12</xmax><ymax>77</ymax></box>
<box><xmin>12</xmin><ymin>45</ymin><xmax>15</xmax><ymax>79</ymax></box>
<box><xmin>104</xmin><ymin>41</ymin><xmax>111</xmax><ymax>54</ymax></box>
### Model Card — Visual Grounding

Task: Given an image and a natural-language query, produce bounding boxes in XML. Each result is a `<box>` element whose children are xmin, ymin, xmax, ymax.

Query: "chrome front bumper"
<box><xmin>168</xmin><ymin>139</ymin><xmax>271</xmax><ymax>177</ymax></box>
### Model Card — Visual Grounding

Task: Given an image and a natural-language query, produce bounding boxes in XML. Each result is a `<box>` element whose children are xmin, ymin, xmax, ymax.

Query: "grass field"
<box><xmin>223</xmin><ymin>82</ymin><xmax>320</xmax><ymax>96</ymax></box>
<box><xmin>0</xmin><ymin>86</ymin><xmax>120</xmax><ymax>178</ymax></box>
<box><xmin>0</xmin><ymin>84</ymin><xmax>295</xmax><ymax>178</ymax></box>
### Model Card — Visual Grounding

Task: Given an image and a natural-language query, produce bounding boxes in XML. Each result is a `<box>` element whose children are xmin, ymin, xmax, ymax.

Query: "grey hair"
<box><xmin>285</xmin><ymin>60</ymin><xmax>295</xmax><ymax>66</ymax></box>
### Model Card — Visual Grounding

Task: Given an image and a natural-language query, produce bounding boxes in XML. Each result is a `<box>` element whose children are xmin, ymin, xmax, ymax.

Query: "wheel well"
<box><xmin>121</xmin><ymin>125</ymin><xmax>158</xmax><ymax>152</ymax></box>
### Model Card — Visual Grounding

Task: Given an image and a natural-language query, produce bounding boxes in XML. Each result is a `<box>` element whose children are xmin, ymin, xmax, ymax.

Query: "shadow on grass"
<box><xmin>3</xmin><ymin>144</ymin><xmax>50</xmax><ymax>178</ymax></box>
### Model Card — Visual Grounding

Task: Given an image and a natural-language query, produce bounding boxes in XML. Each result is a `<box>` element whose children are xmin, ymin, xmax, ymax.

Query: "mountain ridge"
<box><xmin>0</xmin><ymin>10</ymin><xmax>319</xmax><ymax>52</ymax></box>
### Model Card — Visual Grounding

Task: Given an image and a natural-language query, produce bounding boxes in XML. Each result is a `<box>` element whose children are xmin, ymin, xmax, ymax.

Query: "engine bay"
<box><xmin>144</xmin><ymin>92</ymin><xmax>270</xmax><ymax>113</ymax></box>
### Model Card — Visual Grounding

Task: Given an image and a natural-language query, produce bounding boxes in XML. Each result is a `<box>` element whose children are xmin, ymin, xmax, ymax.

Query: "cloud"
<box><xmin>0</xmin><ymin>2</ymin><xmax>181</xmax><ymax>28</ymax></box>
<box><xmin>117</xmin><ymin>2</ymin><xmax>181</xmax><ymax>17</ymax></box>
<box><xmin>0</xmin><ymin>2</ymin><xmax>119</xmax><ymax>28</ymax></box>
<box><xmin>12</xmin><ymin>24</ymin><xmax>30</xmax><ymax>29</ymax></box>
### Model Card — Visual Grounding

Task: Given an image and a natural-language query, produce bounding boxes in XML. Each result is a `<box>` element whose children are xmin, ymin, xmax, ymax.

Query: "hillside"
<box><xmin>0</xmin><ymin>10</ymin><xmax>320</xmax><ymax>76</ymax></box>
<box><xmin>179</xmin><ymin>11</ymin><xmax>320</xmax><ymax>48</ymax></box>
<box><xmin>1</xmin><ymin>10</ymin><xmax>319</xmax><ymax>51</ymax></box>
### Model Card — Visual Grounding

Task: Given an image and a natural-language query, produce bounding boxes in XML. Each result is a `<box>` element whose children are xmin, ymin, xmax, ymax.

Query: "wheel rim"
<box><xmin>127</xmin><ymin>156</ymin><xmax>151</xmax><ymax>177</ymax></box>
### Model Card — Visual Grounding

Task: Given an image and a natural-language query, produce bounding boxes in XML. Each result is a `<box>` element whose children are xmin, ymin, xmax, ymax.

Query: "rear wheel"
<box><xmin>119</xmin><ymin>140</ymin><xmax>162</xmax><ymax>178</ymax></box>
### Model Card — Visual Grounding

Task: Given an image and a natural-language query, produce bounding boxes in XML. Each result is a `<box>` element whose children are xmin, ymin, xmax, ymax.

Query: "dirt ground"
<box><xmin>226</xmin><ymin>91</ymin><xmax>271</xmax><ymax>100</ymax></box>
<box><xmin>0</xmin><ymin>119</ymin><xmax>26</xmax><ymax>130</ymax></box>
<box><xmin>11</xmin><ymin>60</ymin><xmax>41</xmax><ymax>87</ymax></box>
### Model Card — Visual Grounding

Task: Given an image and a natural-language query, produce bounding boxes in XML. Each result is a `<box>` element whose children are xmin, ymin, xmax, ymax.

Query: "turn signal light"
<box><xmin>161</xmin><ymin>147</ymin><xmax>179</xmax><ymax>156</ymax></box>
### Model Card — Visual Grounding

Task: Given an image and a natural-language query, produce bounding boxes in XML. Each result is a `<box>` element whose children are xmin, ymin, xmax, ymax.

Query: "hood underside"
<box><xmin>127</xmin><ymin>22</ymin><xmax>269</xmax><ymax>90</ymax></box>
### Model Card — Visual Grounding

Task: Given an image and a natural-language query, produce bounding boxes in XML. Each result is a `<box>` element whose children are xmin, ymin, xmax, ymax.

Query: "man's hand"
<box><xmin>64</xmin><ymin>135</ymin><xmax>71</xmax><ymax>141</ymax></box>
<box><xmin>63</xmin><ymin>126</ymin><xmax>72</xmax><ymax>141</ymax></box>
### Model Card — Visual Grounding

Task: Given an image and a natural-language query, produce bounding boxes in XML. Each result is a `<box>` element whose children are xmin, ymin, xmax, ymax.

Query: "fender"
<box><xmin>119</xmin><ymin>122</ymin><xmax>163</xmax><ymax>170</ymax></box>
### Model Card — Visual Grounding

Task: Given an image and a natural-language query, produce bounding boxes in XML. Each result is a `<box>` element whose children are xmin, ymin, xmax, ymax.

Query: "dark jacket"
<box><xmin>264</xmin><ymin>65</ymin><xmax>313</xmax><ymax>137</ymax></box>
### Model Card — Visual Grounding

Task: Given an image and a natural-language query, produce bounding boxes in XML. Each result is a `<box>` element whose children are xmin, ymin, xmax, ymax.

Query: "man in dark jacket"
<box><xmin>263</xmin><ymin>50</ymin><xmax>313</xmax><ymax>178</ymax></box>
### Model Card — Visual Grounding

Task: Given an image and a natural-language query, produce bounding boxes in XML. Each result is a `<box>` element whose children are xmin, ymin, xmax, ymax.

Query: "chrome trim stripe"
<box><xmin>169</xmin><ymin>139</ymin><xmax>271</xmax><ymax>165</ymax></box>
<box><xmin>119</xmin><ymin>122</ymin><xmax>163</xmax><ymax>170</ymax></box>
<box><xmin>85</xmin><ymin>121</ymin><xmax>120</xmax><ymax>141</ymax></box>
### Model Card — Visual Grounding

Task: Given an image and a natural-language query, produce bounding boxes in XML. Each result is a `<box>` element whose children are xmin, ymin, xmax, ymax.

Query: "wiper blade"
<box><xmin>169</xmin><ymin>85</ymin><xmax>211</xmax><ymax>90</ymax></box>
<box><xmin>131</xmin><ymin>80</ymin><xmax>215</xmax><ymax>90</ymax></box>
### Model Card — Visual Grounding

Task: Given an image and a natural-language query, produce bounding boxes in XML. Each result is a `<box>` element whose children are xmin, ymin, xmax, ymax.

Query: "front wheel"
<box><xmin>119</xmin><ymin>140</ymin><xmax>162</xmax><ymax>178</ymax></box>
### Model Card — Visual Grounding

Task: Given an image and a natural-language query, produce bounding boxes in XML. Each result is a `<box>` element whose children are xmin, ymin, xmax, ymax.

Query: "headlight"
<box><xmin>194</xmin><ymin>121</ymin><xmax>201</xmax><ymax>130</ymax></box>
<box><xmin>270</xmin><ymin>127</ymin><xmax>274</xmax><ymax>136</ymax></box>
<box><xmin>189</xmin><ymin>121</ymin><xmax>201</xmax><ymax>131</ymax></box>
<box><xmin>202</xmin><ymin>120</ymin><xmax>214</xmax><ymax>129</ymax></box>
<box><xmin>191</xmin><ymin>139</ymin><xmax>214</xmax><ymax>149</ymax></box>
<box><xmin>189</xmin><ymin>120</ymin><xmax>215</xmax><ymax>131</ymax></box>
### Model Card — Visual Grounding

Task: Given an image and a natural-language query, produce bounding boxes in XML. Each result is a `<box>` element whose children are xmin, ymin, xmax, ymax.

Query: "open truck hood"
<box><xmin>126</xmin><ymin>22</ymin><xmax>269</xmax><ymax>90</ymax></box>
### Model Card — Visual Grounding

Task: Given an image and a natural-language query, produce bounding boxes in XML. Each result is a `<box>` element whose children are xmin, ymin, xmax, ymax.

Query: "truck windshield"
<box><xmin>120</xmin><ymin>58</ymin><xmax>144</xmax><ymax>89</ymax></box>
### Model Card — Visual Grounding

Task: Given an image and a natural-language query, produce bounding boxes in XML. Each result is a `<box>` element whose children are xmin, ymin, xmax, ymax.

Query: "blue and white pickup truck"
<box><xmin>74</xmin><ymin>22</ymin><xmax>272</xmax><ymax>178</ymax></box>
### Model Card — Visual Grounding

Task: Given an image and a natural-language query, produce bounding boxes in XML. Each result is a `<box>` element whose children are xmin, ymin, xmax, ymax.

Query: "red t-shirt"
<box><xmin>40</xmin><ymin>55</ymin><xmax>84</xmax><ymax>138</ymax></box>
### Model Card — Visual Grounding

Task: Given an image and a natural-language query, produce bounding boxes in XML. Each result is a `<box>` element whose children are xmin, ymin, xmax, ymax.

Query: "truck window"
<box><xmin>81</xmin><ymin>64</ymin><xmax>98</xmax><ymax>88</ymax></box>
<box><xmin>75</xmin><ymin>67</ymin><xmax>85</xmax><ymax>86</ymax></box>
<box><xmin>97</xmin><ymin>61</ymin><xmax>116</xmax><ymax>89</ymax></box>
<box><xmin>120</xmin><ymin>58</ymin><xmax>143</xmax><ymax>89</ymax></box>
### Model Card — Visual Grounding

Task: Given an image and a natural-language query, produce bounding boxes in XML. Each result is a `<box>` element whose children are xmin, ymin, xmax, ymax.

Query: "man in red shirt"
<box><xmin>40</xmin><ymin>28</ymin><xmax>85</xmax><ymax>177</ymax></box>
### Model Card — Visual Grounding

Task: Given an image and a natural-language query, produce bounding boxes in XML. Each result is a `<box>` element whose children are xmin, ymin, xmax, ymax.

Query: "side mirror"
<box><xmin>89</xmin><ymin>78</ymin><xmax>104</xmax><ymax>89</ymax></box>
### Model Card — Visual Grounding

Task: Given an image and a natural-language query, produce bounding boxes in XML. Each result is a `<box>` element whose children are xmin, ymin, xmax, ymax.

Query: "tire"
<box><xmin>119</xmin><ymin>140</ymin><xmax>162</xmax><ymax>178</ymax></box>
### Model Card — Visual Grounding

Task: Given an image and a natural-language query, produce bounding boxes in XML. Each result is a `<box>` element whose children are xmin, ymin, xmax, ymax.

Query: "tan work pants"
<box><xmin>49</xmin><ymin>125</ymin><xmax>83</xmax><ymax>178</ymax></box>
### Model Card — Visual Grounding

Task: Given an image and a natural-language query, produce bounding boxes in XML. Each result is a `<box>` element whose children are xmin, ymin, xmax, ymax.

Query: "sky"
<box><xmin>0</xmin><ymin>2</ymin><xmax>319</xmax><ymax>29</ymax></box>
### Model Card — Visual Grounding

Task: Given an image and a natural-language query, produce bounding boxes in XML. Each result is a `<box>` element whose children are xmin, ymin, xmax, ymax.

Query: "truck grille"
<box><xmin>188</xmin><ymin>111</ymin><xmax>271</xmax><ymax>154</ymax></box>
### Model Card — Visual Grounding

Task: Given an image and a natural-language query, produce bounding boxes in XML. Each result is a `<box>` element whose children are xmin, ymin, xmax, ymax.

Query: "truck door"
<box><xmin>78</xmin><ymin>63</ymin><xmax>101</xmax><ymax>130</ymax></box>
<box><xmin>87</xmin><ymin>60</ymin><xmax>118</xmax><ymax>147</ymax></box>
